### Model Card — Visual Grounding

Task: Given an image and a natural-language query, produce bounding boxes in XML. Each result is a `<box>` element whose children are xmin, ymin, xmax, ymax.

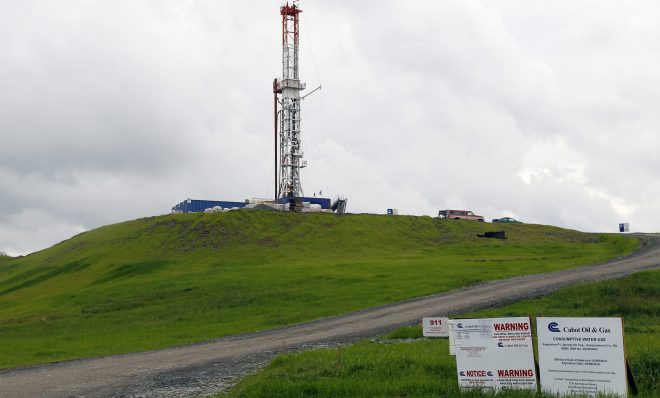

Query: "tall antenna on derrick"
<box><xmin>273</xmin><ymin>0</ymin><xmax>306</xmax><ymax>199</ymax></box>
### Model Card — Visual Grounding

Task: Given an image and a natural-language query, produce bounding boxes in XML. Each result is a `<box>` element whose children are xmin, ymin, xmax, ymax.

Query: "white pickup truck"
<box><xmin>438</xmin><ymin>209</ymin><xmax>485</xmax><ymax>222</ymax></box>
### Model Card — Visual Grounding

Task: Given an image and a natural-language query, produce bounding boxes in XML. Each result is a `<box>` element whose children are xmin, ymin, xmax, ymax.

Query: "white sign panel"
<box><xmin>448</xmin><ymin>320</ymin><xmax>456</xmax><ymax>355</ymax></box>
<box><xmin>423</xmin><ymin>317</ymin><xmax>449</xmax><ymax>337</ymax></box>
<box><xmin>537</xmin><ymin>317</ymin><xmax>627</xmax><ymax>397</ymax></box>
<box><xmin>454</xmin><ymin>317</ymin><xmax>537</xmax><ymax>392</ymax></box>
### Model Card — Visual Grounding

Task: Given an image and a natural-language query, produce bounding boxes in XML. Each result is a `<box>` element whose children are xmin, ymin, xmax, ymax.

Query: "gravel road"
<box><xmin>1</xmin><ymin>235</ymin><xmax>659</xmax><ymax>398</ymax></box>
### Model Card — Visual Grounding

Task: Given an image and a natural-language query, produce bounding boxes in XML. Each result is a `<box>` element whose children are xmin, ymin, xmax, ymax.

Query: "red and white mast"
<box><xmin>273</xmin><ymin>1</ymin><xmax>306</xmax><ymax>199</ymax></box>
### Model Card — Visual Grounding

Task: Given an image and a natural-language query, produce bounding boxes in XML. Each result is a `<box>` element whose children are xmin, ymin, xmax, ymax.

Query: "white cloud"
<box><xmin>1</xmin><ymin>0</ymin><xmax>659</xmax><ymax>254</ymax></box>
<box><xmin>0</xmin><ymin>208</ymin><xmax>86</xmax><ymax>257</ymax></box>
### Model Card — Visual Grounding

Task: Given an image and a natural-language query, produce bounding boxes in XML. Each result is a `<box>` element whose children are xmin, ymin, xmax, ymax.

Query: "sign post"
<box><xmin>537</xmin><ymin>317</ymin><xmax>627</xmax><ymax>397</ymax></box>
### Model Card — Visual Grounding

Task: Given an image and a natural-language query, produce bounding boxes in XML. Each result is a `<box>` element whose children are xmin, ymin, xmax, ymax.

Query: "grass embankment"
<box><xmin>0</xmin><ymin>211</ymin><xmax>638</xmax><ymax>368</ymax></box>
<box><xmin>221</xmin><ymin>270</ymin><xmax>660</xmax><ymax>398</ymax></box>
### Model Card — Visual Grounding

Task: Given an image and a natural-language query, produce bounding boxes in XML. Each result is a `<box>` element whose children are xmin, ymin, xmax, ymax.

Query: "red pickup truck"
<box><xmin>438</xmin><ymin>209</ymin><xmax>485</xmax><ymax>222</ymax></box>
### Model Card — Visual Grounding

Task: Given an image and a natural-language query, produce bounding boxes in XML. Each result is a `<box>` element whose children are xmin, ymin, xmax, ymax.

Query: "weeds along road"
<box><xmin>1</xmin><ymin>234</ymin><xmax>659</xmax><ymax>398</ymax></box>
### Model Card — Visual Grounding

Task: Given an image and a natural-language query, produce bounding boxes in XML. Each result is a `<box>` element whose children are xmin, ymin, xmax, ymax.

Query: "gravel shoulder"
<box><xmin>1</xmin><ymin>234</ymin><xmax>659</xmax><ymax>398</ymax></box>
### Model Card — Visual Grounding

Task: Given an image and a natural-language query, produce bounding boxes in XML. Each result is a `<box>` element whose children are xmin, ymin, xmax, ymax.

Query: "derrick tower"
<box><xmin>273</xmin><ymin>1</ymin><xmax>306</xmax><ymax>199</ymax></box>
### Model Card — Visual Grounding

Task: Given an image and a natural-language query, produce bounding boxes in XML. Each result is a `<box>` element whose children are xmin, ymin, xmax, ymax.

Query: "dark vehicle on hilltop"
<box><xmin>492</xmin><ymin>217</ymin><xmax>522</xmax><ymax>224</ymax></box>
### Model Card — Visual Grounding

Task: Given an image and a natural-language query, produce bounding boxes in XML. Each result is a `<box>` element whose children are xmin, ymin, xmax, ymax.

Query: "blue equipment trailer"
<box><xmin>172</xmin><ymin>199</ymin><xmax>247</xmax><ymax>213</ymax></box>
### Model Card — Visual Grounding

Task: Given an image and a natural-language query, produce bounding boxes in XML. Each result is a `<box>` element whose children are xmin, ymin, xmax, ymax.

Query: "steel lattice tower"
<box><xmin>273</xmin><ymin>1</ymin><xmax>306</xmax><ymax>199</ymax></box>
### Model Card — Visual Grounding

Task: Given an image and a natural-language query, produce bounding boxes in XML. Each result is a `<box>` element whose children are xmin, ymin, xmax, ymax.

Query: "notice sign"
<box><xmin>454</xmin><ymin>317</ymin><xmax>537</xmax><ymax>392</ymax></box>
<box><xmin>423</xmin><ymin>317</ymin><xmax>449</xmax><ymax>337</ymax></box>
<box><xmin>537</xmin><ymin>317</ymin><xmax>627</xmax><ymax>397</ymax></box>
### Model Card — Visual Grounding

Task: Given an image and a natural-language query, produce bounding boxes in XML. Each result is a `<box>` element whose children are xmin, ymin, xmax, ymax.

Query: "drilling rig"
<box><xmin>273</xmin><ymin>1</ymin><xmax>306</xmax><ymax>200</ymax></box>
<box><xmin>171</xmin><ymin>1</ymin><xmax>346</xmax><ymax>215</ymax></box>
<box><xmin>272</xmin><ymin>1</ymin><xmax>347</xmax><ymax>213</ymax></box>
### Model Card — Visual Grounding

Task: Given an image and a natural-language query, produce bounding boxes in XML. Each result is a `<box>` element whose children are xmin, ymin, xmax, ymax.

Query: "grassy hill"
<box><xmin>0</xmin><ymin>211</ymin><xmax>638</xmax><ymax>368</ymax></box>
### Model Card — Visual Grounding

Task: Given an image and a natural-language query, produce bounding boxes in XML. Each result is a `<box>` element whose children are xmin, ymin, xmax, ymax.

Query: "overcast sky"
<box><xmin>2</xmin><ymin>0</ymin><xmax>659</xmax><ymax>256</ymax></box>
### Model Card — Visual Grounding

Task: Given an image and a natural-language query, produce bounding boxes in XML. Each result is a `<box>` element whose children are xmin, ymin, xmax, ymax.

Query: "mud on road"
<box><xmin>1</xmin><ymin>235</ymin><xmax>659</xmax><ymax>398</ymax></box>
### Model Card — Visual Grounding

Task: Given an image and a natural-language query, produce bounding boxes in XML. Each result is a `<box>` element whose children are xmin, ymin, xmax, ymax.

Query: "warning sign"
<box><xmin>453</xmin><ymin>317</ymin><xmax>537</xmax><ymax>392</ymax></box>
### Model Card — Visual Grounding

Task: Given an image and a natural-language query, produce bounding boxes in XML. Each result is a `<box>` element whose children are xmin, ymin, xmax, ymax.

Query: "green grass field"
<box><xmin>221</xmin><ymin>269</ymin><xmax>660</xmax><ymax>398</ymax></box>
<box><xmin>0</xmin><ymin>211</ymin><xmax>638</xmax><ymax>369</ymax></box>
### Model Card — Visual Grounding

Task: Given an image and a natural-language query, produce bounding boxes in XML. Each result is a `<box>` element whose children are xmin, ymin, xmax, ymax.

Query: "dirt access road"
<box><xmin>2</xmin><ymin>235</ymin><xmax>659</xmax><ymax>398</ymax></box>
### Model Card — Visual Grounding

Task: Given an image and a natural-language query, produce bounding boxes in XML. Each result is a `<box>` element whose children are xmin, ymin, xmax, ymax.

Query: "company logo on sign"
<box><xmin>498</xmin><ymin>342</ymin><xmax>504</xmax><ymax>347</ymax></box>
<box><xmin>457</xmin><ymin>323</ymin><xmax>464</xmax><ymax>329</ymax></box>
<box><xmin>548</xmin><ymin>322</ymin><xmax>560</xmax><ymax>332</ymax></box>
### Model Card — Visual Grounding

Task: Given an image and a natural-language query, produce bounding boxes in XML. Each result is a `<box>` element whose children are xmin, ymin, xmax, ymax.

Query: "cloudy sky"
<box><xmin>1</xmin><ymin>0</ymin><xmax>659</xmax><ymax>256</ymax></box>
